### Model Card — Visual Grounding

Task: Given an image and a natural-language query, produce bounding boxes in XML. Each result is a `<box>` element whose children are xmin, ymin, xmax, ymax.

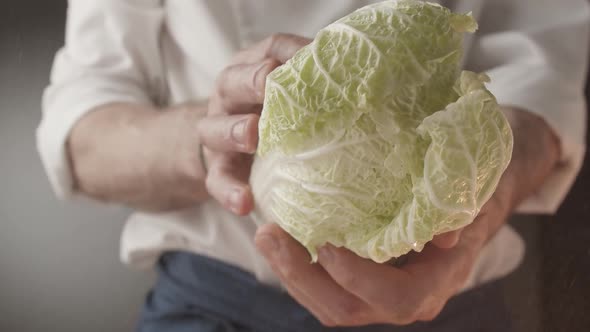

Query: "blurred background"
<box><xmin>0</xmin><ymin>1</ymin><xmax>154</xmax><ymax>331</ymax></box>
<box><xmin>0</xmin><ymin>1</ymin><xmax>588</xmax><ymax>331</ymax></box>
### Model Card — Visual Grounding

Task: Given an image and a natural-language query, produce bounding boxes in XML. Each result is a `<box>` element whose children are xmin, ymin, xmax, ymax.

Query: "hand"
<box><xmin>255</xmin><ymin>183</ymin><xmax>509</xmax><ymax>326</ymax></box>
<box><xmin>255</xmin><ymin>107</ymin><xmax>560</xmax><ymax>326</ymax></box>
<box><xmin>198</xmin><ymin>34</ymin><xmax>311</xmax><ymax>215</ymax></box>
<box><xmin>67</xmin><ymin>34</ymin><xmax>310</xmax><ymax>211</ymax></box>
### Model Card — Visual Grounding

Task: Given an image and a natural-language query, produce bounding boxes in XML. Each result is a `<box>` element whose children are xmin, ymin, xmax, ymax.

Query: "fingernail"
<box><xmin>257</xmin><ymin>234</ymin><xmax>280</xmax><ymax>257</ymax></box>
<box><xmin>231</xmin><ymin>118</ymin><xmax>248</xmax><ymax>145</ymax></box>
<box><xmin>253</xmin><ymin>62</ymin><xmax>270</xmax><ymax>99</ymax></box>
<box><xmin>318</xmin><ymin>246</ymin><xmax>334</xmax><ymax>264</ymax></box>
<box><xmin>229</xmin><ymin>188</ymin><xmax>243</xmax><ymax>214</ymax></box>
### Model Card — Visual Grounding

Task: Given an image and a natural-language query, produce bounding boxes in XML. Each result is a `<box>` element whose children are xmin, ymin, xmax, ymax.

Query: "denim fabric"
<box><xmin>137</xmin><ymin>251</ymin><xmax>512</xmax><ymax>332</ymax></box>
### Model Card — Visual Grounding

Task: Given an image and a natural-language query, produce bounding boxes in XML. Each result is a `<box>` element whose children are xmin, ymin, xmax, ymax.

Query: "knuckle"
<box><xmin>420</xmin><ymin>300</ymin><xmax>446</xmax><ymax>322</ymax></box>
<box><xmin>215</xmin><ymin>67</ymin><xmax>234</xmax><ymax>99</ymax></box>
<box><xmin>216</xmin><ymin>62</ymin><xmax>265</xmax><ymax>111</ymax></box>
<box><xmin>407</xmin><ymin>303</ymin><xmax>425</xmax><ymax>321</ymax></box>
<box><xmin>420</xmin><ymin>308</ymin><xmax>441</xmax><ymax>322</ymax></box>
<box><xmin>280</xmin><ymin>266</ymin><xmax>300</xmax><ymax>283</ymax></box>
<box><xmin>278</xmin><ymin>260</ymin><xmax>300</xmax><ymax>283</ymax></box>
<box><xmin>338</xmin><ymin>273</ymin><xmax>360</xmax><ymax>290</ymax></box>
<box><xmin>251</xmin><ymin>62</ymin><xmax>271</xmax><ymax>97</ymax></box>
<box><xmin>264</xmin><ymin>33</ymin><xmax>287</xmax><ymax>57</ymax></box>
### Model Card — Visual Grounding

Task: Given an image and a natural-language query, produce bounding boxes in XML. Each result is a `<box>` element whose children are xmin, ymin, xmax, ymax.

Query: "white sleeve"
<box><xmin>36</xmin><ymin>0</ymin><xmax>165</xmax><ymax>199</ymax></box>
<box><xmin>466</xmin><ymin>0</ymin><xmax>590</xmax><ymax>214</ymax></box>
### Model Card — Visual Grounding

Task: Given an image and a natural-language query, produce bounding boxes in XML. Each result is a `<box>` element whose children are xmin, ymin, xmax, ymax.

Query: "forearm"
<box><xmin>67</xmin><ymin>102</ymin><xmax>209</xmax><ymax>211</ymax></box>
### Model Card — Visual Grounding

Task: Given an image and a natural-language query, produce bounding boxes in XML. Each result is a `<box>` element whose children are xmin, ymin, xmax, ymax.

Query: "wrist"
<box><xmin>68</xmin><ymin>103</ymin><xmax>158</xmax><ymax>198</ymax></box>
<box><xmin>118</xmin><ymin>103</ymin><xmax>210</xmax><ymax>210</ymax></box>
<box><xmin>68</xmin><ymin>102</ymin><xmax>209</xmax><ymax>210</ymax></box>
<box><xmin>148</xmin><ymin>103</ymin><xmax>209</xmax><ymax>192</ymax></box>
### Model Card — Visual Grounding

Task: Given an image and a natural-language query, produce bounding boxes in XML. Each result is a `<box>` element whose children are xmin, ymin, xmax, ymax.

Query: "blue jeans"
<box><xmin>136</xmin><ymin>252</ymin><xmax>513</xmax><ymax>332</ymax></box>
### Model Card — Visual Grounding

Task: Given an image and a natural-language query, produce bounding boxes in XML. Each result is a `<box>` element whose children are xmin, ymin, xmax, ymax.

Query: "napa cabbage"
<box><xmin>250</xmin><ymin>0</ymin><xmax>513</xmax><ymax>262</ymax></box>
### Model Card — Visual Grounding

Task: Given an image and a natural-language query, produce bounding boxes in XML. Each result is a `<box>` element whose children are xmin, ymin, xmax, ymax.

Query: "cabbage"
<box><xmin>250</xmin><ymin>0</ymin><xmax>513</xmax><ymax>263</ymax></box>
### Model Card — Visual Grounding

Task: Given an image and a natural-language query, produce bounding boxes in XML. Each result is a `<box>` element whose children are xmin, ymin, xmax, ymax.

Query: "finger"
<box><xmin>280</xmin><ymin>279</ymin><xmax>337</xmax><ymax>327</ymax></box>
<box><xmin>256</xmin><ymin>225</ymin><xmax>337</xmax><ymax>326</ymax></box>
<box><xmin>401</xmin><ymin>213</ymin><xmax>494</xmax><ymax>304</ymax></box>
<box><xmin>259</xmin><ymin>241</ymin><xmax>339</xmax><ymax>328</ymax></box>
<box><xmin>318</xmin><ymin>245</ymin><xmax>423</xmax><ymax>325</ymax></box>
<box><xmin>417</xmin><ymin>297</ymin><xmax>447</xmax><ymax>322</ymax></box>
<box><xmin>403</xmin><ymin>242</ymin><xmax>474</xmax><ymax>301</ymax></box>
<box><xmin>197</xmin><ymin>114</ymin><xmax>259</xmax><ymax>153</ymax></box>
<box><xmin>255</xmin><ymin>224</ymin><xmax>373</xmax><ymax>327</ymax></box>
<box><xmin>210</xmin><ymin>59</ymin><xmax>279</xmax><ymax>115</ymax></box>
<box><xmin>231</xmin><ymin>33</ymin><xmax>312</xmax><ymax>65</ymax></box>
<box><xmin>431</xmin><ymin>229</ymin><xmax>463</xmax><ymax>249</ymax></box>
<box><xmin>205</xmin><ymin>154</ymin><xmax>254</xmax><ymax>215</ymax></box>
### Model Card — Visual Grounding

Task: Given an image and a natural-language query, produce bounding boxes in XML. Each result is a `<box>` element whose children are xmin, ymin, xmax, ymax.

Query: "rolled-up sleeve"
<box><xmin>37</xmin><ymin>0</ymin><xmax>165</xmax><ymax>199</ymax></box>
<box><xmin>467</xmin><ymin>0</ymin><xmax>590</xmax><ymax>213</ymax></box>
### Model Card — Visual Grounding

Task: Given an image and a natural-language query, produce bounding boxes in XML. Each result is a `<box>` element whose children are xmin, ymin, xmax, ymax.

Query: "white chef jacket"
<box><xmin>37</xmin><ymin>0</ymin><xmax>589</xmax><ymax>291</ymax></box>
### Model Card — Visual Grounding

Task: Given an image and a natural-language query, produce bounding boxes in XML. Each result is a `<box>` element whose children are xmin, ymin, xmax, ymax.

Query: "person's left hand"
<box><xmin>254</xmin><ymin>107</ymin><xmax>560</xmax><ymax>327</ymax></box>
<box><xmin>254</xmin><ymin>185</ymin><xmax>509</xmax><ymax>326</ymax></box>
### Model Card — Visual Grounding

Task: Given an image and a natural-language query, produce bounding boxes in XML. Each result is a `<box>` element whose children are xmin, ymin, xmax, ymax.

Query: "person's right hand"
<box><xmin>67</xmin><ymin>34</ymin><xmax>309</xmax><ymax>212</ymax></box>
<box><xmin>197</xmin><ymin>34</ymin><xmax>311</xmax><ymax>215</ymax></box>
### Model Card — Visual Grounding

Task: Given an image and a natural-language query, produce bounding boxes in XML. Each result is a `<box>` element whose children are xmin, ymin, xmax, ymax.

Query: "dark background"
<box><xmin>0</xmin><ymin>1</ymin><xmax>588</xmax><ymax>331</ymax></box>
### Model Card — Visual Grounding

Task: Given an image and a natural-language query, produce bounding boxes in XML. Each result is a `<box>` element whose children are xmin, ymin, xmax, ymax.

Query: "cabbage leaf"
<box><xmin>250</xmin><ymin>0</ymin><xmax>513</xmax><ymax>262</ymax></box>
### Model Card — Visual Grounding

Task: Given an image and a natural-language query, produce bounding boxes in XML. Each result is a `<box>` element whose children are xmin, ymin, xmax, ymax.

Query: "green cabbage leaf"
<box><xmin>250</xmin><ymin>0</ymin><xmax>513</xmax><ymax>262</ymax></box>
